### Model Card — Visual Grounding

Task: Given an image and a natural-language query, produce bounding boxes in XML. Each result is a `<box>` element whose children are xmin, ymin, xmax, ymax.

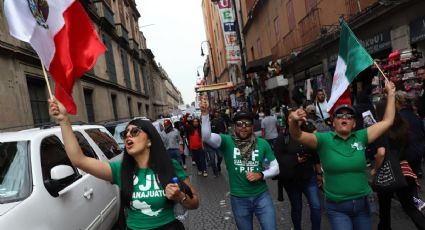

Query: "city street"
<box><xmin>181</xmin><ymin>156</ymin><xmax>423</xmax><ymax>230</ymax></box>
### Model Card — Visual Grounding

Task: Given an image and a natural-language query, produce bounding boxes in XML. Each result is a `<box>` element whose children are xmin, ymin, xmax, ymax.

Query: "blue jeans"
<box><xmin>325</xmin><ymin>196</ymin><xmax>371</xmax><ymax>230</ymax></box>
<box><xmin>230</xmin><ymin>191</ymin><xmax>277</xmax><ymax>230</ymax></box>
<box><xmin>283</xmin><ymin>175</ymin><xmax>321</xmax><ymax>230</ymax></box>
<box><xmin>167</xmin><ymin>149</ymin><xmax>182</xmax><ymax>164</ymax></box>
<box><xmin>204</xmin><ymin>145</ymin><xmax>223</xmax><ymax>175</ymax></box>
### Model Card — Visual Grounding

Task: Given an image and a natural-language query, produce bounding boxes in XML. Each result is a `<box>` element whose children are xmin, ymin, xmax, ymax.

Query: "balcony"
<box><xmin>94</xmin><ymin>1</ymin><xmax>114</xmax><ymax>28</ymax></box>
<box><xmin>116</xmin><ymin>24</ymin><xmax>129</xmax><ymax>43</ymax></box>
<box><xmin>299</xmin><ymin>8</ymin><xmax>321</xmax><ymax>46</ymax></box>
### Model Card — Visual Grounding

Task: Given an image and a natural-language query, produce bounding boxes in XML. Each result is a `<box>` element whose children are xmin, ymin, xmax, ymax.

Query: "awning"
<box><xmin>246</xmin><ymin>55</ymin><xmax>273</xmax><ymax>73</ymax></box>
<box><xmin>195</xmin><ymin>82</ymin><xmax>234</xmax><ymax>92</ymax></box>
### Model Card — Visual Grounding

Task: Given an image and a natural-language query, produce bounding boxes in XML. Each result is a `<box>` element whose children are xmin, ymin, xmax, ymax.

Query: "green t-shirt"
<box><xmin>315</xmin><ymin>129</ymin><xmax>371</xmax><ymax>202</ymax></box>
<box><xmin>109</xmin><ymin>160</ymin><xmax>187</xmax><ymax>230</ymax></box>
<box><xmin>219</xmin><ymin>134</ymin><xmax>276</xmax><ymax>197</ymax></box>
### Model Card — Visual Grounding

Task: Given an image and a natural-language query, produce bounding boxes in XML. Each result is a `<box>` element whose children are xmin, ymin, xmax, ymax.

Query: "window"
<box><xmin>111</xmin><ymin>94</ymin><xmax>118</xmax><ymax>121</ymax></box>
<box><xmin>145</xmin><ymin>104</ymin><xmax>150</xmax><ymax>116</ymax></box>
<box><xmin>274</xmin><ymin>16</ymin><xmax>281</xmax><ymax>40</ymax></box>
<box><xmin>137</xmin><ymin>102</ymin><xmax>142</xmax><ymax>115</ymax></box>
<box><xmin>141</xmin><ymin>63</ymin><xmax>149</xmax><ymax>94</ymax></box>
<box><xmin>74</xmin><ymin>132</ymin><xmax>98</xmax><ymax>159</ymax></box>
<box><xmin>128</xmin><ymin>97</ymin><xmax>133</xmax><ymax>117</ymax></box>
<box><xmin>83</xmin><ymin>89</ymin><xmax>95</xmax><ymax>123</ymax></box>
<box><xmin>103</xmin><ymin>33</ymin><xmax>117</xmax><ymax>83</ymax></box>
<box><xmin>27</xmin><ymin>77</ymin><xmax>49</xmax><ymax>126</ymax></box>
<box><xmin>287</xmin><ymin>0</ymin><xmax>296</xmax><ymax>31</ymax></box>
<box><xmin>133</xmin><ymin>60</ymin><xmax>141</xmax><ymax>92</ymax></box>
<box><xmin>86</xmin><ymin>128</ymin><xmax>121</xmax><ymax>159</ymax></box>
<box><xmin>121</xmin><ymin>49</ymin><xmax>131</xmax><ymax>88</ymax></box>
<box><xmin>40</xmin><ymin>136</ymin><xmax>80</xmax><ymax>196</ymax></box>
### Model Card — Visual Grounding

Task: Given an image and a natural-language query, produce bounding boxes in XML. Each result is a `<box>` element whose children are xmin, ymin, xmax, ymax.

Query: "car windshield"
<box><xmin>113</xmin><ymin>122</ymin><xmax>128</xmax><ymax>148</ymax></box>
<box><xmin>0</xmin><ymin>141</ymin><xmax>31</xmax><ymax>204</ymax></box>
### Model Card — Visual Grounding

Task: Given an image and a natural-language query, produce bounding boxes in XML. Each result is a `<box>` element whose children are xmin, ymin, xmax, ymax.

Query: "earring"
<box><xmin>148</xmin><ymin>142</ymin><xmax>152</xmax><ymax>147</ymax></box>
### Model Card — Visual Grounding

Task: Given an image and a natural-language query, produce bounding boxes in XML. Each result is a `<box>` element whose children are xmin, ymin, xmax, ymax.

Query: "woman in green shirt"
<box><xmin>48</xmin><ymin>98</ymin><xmax>199</xmax><ymax>230</ymax></box>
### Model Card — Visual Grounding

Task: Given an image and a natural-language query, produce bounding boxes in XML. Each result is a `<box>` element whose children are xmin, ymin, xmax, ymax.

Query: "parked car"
<box><xmin>0</xmin><ymin>125</ymin><xmax>122</xmax><ymax>230</ymax></box>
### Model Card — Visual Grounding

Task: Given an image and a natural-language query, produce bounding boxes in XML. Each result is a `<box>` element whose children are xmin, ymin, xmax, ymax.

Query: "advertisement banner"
<box><xmin>218</xmin><ymin>0</ymin><xmax>241</xmax><ymax>64</ymax></box>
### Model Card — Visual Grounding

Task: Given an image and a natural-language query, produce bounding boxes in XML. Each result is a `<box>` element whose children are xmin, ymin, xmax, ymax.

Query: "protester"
<box><xmin>373</xmin><ymin>100</ymin><xmax>425</xmax><ymax>230</ymax></box>
<box><xmin>288</xmin><ymin>80</ymin><xmax>396</xmax><ymax>230</ymax></box>
<box><xmin>261</xmin><ymin>109</ymin><xmax>279</xmax><ymax>149</ymax></box>
<box><xmin>48</xmin><ymin>98</ymin><xmax>199</xmax><ymax>230</ymax></box>
<box><xmin>186</xmin><ymin>117</ymin><xmax>208</xmax><ymax>177</ymax></box>
<box><xmin>305</xmin><ymin>104</ymin><xmax>331</xmax><ymax>132</ymax></box>
<box><xmin>208</xmin><ymin>111</ymin><xmax>226</xmax><ymax>175</ymax></box>
<box><xmin>161</xmin><ymin>119</ymin><xmax>184</xmax><ymax>166</ymax></box>
<box><xmin>274</xmin><ymin>111</ymin><xmax>322</xmax><ymax>230</ymax></box>
<box><xmin>174</xmin><ymin>120</ymin><xmax>188</xmax><ymax>169</ymax></box>
<box><xmin>314</xmin><ymin>89</ymin><xmax>331</xmax><ymax>126</ymax></box>
<box><xmin>200</xmin><ymin>96</ymin><xmax>279</xmax><ymax>230</ymax></box>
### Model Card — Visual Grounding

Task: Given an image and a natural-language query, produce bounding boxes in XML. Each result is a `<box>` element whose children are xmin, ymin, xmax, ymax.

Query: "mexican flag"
<box><xmin>4</xmin><ymin>0</ymin><xmax>105</xmax><ymax>114</ymax></box>
<box><xmin>327</xmin><ymin>20</ymin><xmax>373</xmax><ymax>113</ymax></box>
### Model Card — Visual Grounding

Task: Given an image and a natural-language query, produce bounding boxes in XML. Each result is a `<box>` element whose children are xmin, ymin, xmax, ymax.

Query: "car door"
<box><xmin>75</xmin><ymin>129</ymin><xmax>120</xmax><ymax>229</ymax></box>
<box><xmin>40</xmin><ymin>135</ymin><xmax>102</xmax><ymax>230</ymax></box>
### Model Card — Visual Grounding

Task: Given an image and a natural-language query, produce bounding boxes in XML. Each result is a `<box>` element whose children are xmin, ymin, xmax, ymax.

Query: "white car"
<box><xmin>0</xmin><ymin>125</ymin><xmax>122</xmax><ymax>230</ymax></box>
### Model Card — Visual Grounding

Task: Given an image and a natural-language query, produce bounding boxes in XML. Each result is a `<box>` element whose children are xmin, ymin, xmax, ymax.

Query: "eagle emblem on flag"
<box><xmin>27</xmin><ymin>0</ymin><xmax>49</xmax><ymax>29</ymax></box>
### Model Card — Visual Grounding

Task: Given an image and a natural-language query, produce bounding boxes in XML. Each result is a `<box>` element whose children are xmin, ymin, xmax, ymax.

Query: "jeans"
<box><xmin>230</xmin><ymin>191</ymin><xmax>277</xmax><ymax>230</ymax></box>
<box><xmin>283</xmin><ymin>175</ymin><xmax>321</xmax><ymax>230</ymax></box>
<box><xmin>191</xmin><ymin>149</ymin><xmax>207</xmax><ymax>172</ymax></box>
<box><xmin>325</xmin><ymin>196</ymin><xmax>371</xmax><ymax>230</ymax></box>
<box><xmin>378</xmin><ymin>177</ymin><xmax>425</xmax><ymax>230</ymax></box>
<box><xmin>167</xmin><ymin>149</ymin><xmax>182</xmax><ymax>164</ymax></box>
<box><xmin>204</xmin><ymin>145</ymin><xmax>223</xmax><ymax>175</ymax></box>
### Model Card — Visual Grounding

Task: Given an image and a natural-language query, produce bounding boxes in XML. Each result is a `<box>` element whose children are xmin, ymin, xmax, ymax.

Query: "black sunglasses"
<box><xmin>335</xmin><ymin>113</ymin><xmax>355</xmax><ymax>119</ymax></box>
<box><xmin>235</xmin><ymin>120</ymin><xmax>253</xmax><ymax>127</ymax></box>
<box><xmin>120</xmin><ymin>127</ymin><xmax>143</xmax><ymax>139</ymax></box>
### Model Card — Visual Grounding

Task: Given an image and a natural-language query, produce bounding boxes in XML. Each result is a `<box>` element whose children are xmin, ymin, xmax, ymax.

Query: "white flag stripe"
<box><xmin>327</xmin><ymin>56</ymin><xmax>349</xmax><ymax>112</ymax></box>
<box><xmin>4</xmin><ymin>0</ymin><xmax>36</xmax><ymax>41</ymax></box>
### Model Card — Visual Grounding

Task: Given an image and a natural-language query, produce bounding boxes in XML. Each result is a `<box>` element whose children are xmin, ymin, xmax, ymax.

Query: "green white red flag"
<box><xmin>4</xmin><ymin>0</ymin><xmax>105</xmax><ymax>114</ymax></box>
<box><xmin>327</xmin><ymin>20</ymin><xmax>373</xmax><ymax>113</ymax></box>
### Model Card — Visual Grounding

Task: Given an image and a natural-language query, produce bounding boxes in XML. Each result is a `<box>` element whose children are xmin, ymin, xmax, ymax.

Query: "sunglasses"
<box><xmin>120</xmin><ymin>127</ymin><xmax>143</xmax><ymax>139</ymax></box>
<box><xmin>335</xmin><ymin>113</ymin><xmax>355</xmax><ymax>119</ymax></box>
<box><xmin>235</xmin><ymin>120</ymin><xmax>253</xmax><ymax>127</ymax></box>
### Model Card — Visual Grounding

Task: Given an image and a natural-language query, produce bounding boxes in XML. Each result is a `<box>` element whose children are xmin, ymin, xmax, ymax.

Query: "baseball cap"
<box><xmin>305</xmin><ymin>105</ymin><xmax>316</xmax><ymax>114</ymax></box>
<box><xmin>334</xmin><ymin>104</ymin><xmax>356</xmax><ymax>115</ymax></box>
<box><xmin>163</xmin><ymin>119</ymin><xmax>172</xmax><ymax>127</ymax></box>
<box><xmin>232</xmin><ymin>111</ymin><xmax>254</xmax><ymax>122</ymax></box>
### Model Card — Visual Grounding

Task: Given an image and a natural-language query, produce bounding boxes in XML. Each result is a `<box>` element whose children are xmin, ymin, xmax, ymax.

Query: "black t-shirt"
<box><xmin>211</xmin><ymin>117</ymin><xmax>226</xmax><ymax>134</ymax></box>
<box><xmin>375</xmin><ymin>134</ymin><xmax>407</xmax><ymax>161</ymax></box>
<box><xmin>274</xmin><ymin>134</ymin><xmax>319</xmax><ymax>182</ymax></box>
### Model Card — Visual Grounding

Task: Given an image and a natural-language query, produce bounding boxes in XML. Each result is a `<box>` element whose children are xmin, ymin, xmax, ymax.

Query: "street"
<box><xmin>181</xmin><ymin>156</ymin><xmax>422</xmax><ymax>230</ymax></box>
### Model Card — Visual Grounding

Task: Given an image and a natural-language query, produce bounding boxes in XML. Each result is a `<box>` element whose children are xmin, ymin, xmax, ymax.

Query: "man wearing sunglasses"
<box><xmin>200</xmin><ymin>96</ymin><xmax>279</xmax><ymax>230</ymax></box>
<box><xmin>288</xmin><ymin>80</ymin><xmax>396</xmax><ymax>230</ymax></box>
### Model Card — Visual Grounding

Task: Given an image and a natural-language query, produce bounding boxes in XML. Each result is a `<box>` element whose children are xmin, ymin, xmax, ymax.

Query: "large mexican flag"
<box><xmin>327</xmin><ymin>20</ymin><xmax>373</xmax><ymax>113</ymax></box>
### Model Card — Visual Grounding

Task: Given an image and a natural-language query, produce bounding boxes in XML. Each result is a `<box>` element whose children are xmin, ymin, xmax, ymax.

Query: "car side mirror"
<box><xmin>50</xmin><ymin>165</ymin><xmax>75</xmax><ymax>180</ymax></box>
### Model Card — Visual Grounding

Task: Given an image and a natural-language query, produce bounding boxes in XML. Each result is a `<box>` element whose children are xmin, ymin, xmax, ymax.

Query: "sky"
<box><xmin>136</xmin><ymin>0</ymin><xmax>207</xmax><ymax>105</ymax></box>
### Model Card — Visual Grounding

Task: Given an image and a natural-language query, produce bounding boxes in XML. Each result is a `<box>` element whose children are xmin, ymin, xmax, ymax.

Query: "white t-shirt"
<box><xmin>261</xmin><ymin>116</ymin><xmax>278</xmax><ymax>140</ymax></box>
<box><xmin>315</xmin><ymin>101</ymin><xmax>330</xmax><ymax>120</ymax></box>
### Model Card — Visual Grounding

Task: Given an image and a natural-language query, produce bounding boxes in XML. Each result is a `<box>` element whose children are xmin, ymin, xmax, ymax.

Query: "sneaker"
<box><xmin>183</xmin><ymin>164</ymin><xmax>187</xmax><ymax>170</ymax></box>
<box><xmin>192</xmin><ymin>161</ymin><xmax>196</xmax><ymax>166</ymax></box>
<box><xmin>203</xmin><ymin>171</ymin><xmax>208</xmax><ymax>177</ymax></box>
<box><xmin>413</xmin><ymin>197</ymin><xmax>425</xmax><ymax>211</ymax></box>
<box><xmin>197</xmin><ymin>171</ymin><xmax>202</xmax><ymax>176</ymax></box>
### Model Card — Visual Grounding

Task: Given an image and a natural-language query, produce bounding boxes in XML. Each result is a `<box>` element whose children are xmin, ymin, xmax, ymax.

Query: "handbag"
<box><xmin>372</xmin><ymin>146</ymin><xmax>407</xmax><ymax>192</ymax></box>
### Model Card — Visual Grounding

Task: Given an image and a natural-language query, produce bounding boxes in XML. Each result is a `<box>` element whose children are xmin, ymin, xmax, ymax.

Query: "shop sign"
<box><xmin>410</xmin><ymin>15</ymin><xmax>425</xmax><ymax>43</ymax></box>
<box><xmin>359</xmin><ymin>30</ymin><xmax>391</xmax><ymax>54</ymax></box>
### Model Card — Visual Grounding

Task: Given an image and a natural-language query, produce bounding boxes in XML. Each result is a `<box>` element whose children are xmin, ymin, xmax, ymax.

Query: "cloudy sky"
<box><xmin>136</xmin><ymin>0</ymin><xmax>207</xmax><ymax>105</ymax></box>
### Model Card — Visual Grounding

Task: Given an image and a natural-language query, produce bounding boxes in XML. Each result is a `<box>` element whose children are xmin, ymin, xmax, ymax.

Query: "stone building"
<box><xmin>0</xmin><ymin>0</ymin><xmax>181</xmax><ymax>131</ymax></box>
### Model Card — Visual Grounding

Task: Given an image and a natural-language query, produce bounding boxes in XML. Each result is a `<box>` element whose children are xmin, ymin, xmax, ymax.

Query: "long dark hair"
<box><xmin>375</xmin><ymin>100</ymin><xmax>409</xmax><ymax>147</ymax></box>
<box><xmin>120</xmin><ymin>119</ymin><xmax>176</xmax><ymax>208</ymax></box>
<box><xmin>186</xmin><ymin>118</ymin><xmax>201</xmax><ymax>137</ymax></box>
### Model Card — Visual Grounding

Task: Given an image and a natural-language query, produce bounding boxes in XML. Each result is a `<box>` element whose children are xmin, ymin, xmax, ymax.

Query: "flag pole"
<box><xmin>373</xmin><ymin>61</ymin><xmax>389</xmax><ymax>82</ymax></box>
<box><xmin>40</xmin><ymin>60</ymin><xmax>53</xmax><ymax>99</ymax></box>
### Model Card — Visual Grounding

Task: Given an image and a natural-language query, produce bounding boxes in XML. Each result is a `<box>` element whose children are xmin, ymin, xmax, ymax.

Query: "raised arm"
<box><xmin>48</xmin><ymin>98</ymin><xmax>113</xmax><ymax>182</ymax></box>
<box><xmin>288</xmin><ymin>108</ymin><xmax>318</xmax><ymax>149</ymax></box>
<box><xmin>199</xmin><ymin>95</ymin><xmax>222</xmax><ymax>148</ymax></box>
<box><xmin>367</xmin><ymin>80</ymin><xmax>396</xmax><ymax>143</ymax></box>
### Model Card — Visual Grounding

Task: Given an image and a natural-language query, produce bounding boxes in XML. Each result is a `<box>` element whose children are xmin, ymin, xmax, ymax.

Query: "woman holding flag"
<box><xmin>48</xmin><ymin>98</ymin><xmax>199</xmax><ymax>230</ymax></box>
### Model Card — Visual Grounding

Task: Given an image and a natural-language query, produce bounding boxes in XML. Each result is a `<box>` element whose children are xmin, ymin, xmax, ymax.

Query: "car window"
<box><xmin>74</xmin><ymin>132</ymin><xmax>98</xmax><ymax>159</ymax></box>
<box><xmin>40</xmin><ymin>135</ymin><xmax>80</xmax><ymax>196</ymax></box>
<box><xmin>86</xmin><ymin>128</ymin><xmax>121</xmax><ymax>160</ymax></box>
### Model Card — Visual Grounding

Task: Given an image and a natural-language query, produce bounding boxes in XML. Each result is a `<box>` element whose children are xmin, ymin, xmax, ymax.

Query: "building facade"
<box><xmin>0</xmin><ymin>0</ymin><xmax>180</xmax><ymax>131</ymax></box>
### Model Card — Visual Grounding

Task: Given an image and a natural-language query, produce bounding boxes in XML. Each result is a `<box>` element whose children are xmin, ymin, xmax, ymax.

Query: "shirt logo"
<box><xmin>351</xmin><ymin>142</ymin><xmax>365</xmax><ymax>151</ymax></box>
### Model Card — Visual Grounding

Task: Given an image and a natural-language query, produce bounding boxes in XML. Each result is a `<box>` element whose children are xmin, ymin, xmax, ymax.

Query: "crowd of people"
<box><xmin>46</xmin><ymin>76</ymin><xmax>425</xmax><ymax>230</ymax></box>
